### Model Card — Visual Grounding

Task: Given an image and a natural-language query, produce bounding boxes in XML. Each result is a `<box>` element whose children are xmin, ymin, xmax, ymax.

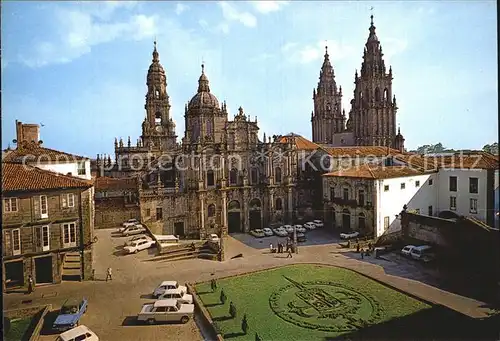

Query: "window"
<box><xmin>450</xmin><ymin>196</ymin><xmax>457</xmax><ymax>211</ymax></box>
<box><xmin>40</xmin><ymin>195</ymin><xmax>48</xmax><ymax>219</ymax></box>
<box><xmin>146</xmin><ymin>208</ymin><xmax>151</xmax><ymax>216</ymax></box>
<box><xmin>415</xmin><ymin>180</ymin><xmax>420</xmax><ymax>187</ymax></box>
<box><xmin>428</xmin><ymin>206</ymin><xmax>433</xmax><ymax>216</ymax></box>
<box><xmin>61</xmin><ymin>193</ymin><xmax>75</xmax><ymax>208</ymax></box>
<box><xmin>384</xmin><ymin>216</ymin><xmax>390</xmax><ymax>230</ymax></box>
<box><xmin>330</xmin><ymin>187</ymin><xmax>335</xmax><ymax>200</ymax></box>
<box><xmin>358</xmin><ymin>189</ymin><xmax>365</xmax><ymax>206</ymax></box>
<box><xmin>42</xmin><ymin>225</ymin><xmax>50</xmax><ymax>251</ymax></box>
<box><xmin>156</xmin><ymin>207</ymin><xmax>163</xmax><ymax>220</ymax></box>
<box><xmin>429</xmin><ymin>179</ymin><xmax>433</xmax><ymax>186</ymax></box>
<box><xmin>275</xmin><ymin>198</ymin><xmax>283</xmax><ymax>210</ymax></box>
<box><xmin>206</xmin><ymin>120</ymin><xmax>213</xmax><ymax>136</ymax></box>
<box><xmin>400</xmin><ymin>183</ymin><xmax>405</xmax><ymax>189</ymax></box>
<box><xmin>449</xmin><ymin>176</ymin><xmax>457</xmax><ymax>192</ymax></box>
<box><xmin>208</xmin><ymin>204</ymin><xmax>216</xmax><ymax>217</ymax></box>
<box><xmin>251</xmin><ymin>168</ymin><xmax>258</xmax><ymax>184</ymax></box>
<box><xmin>358</xmin><ymin>213</ymin><xmax>366</xmax><ymax>230</ymax></box>
<box><xmin>207</xmin><ymin>170</ymin><xmax>215</xmax><ymax>187</ymax></box>
<box><xmin>3</xmin><ymin>198</ymin><xmax>18</xmax><ymax>212</ymax></box>
<box><xmin>469</xmin><ymin>177</ymin><xmax>478</xmax><ymax>194</ymax></box>
<box><xmin>343</xmin><ymin>188</ymin><xmax>349</xmax><ymax>201</ymax></box>
<box><xmin>77</xmin><ymin>161</ymin><xmax>86</xmax><ymax>175</ymax></box>
<box><xmin>470</xmin><ymin>198</ymin><xmax>478</xmax><ymax>214</ymax></box>
<box><xmin>275</xmin><ymin>167</ymin><xmax>282</xmax><ymax>183</ymax></box>
<box><xmin>229</xmin><ymin>168</ymin><xmax>238</xmax><ymax>185</ymax></box>
<box><xmin>384</xmin><ymin>185</ymin><xmax>389</xmax><ymax>192</ymax></box>
<box><xmin>62</xmin><ymin>223</ymin><xmax>76</xmax><ymax>247</ymax></box>
<box><xmin>12</xmin><ymin>228</ymin><xmax>21</xmax><ymax>255</ymax></box>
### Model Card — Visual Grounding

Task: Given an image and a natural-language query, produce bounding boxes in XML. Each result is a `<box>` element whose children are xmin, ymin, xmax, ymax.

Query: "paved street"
<box><xmin>4</xmin><ymin>228</ymin><xmax>494</xmax><ymax>341</ymax></box>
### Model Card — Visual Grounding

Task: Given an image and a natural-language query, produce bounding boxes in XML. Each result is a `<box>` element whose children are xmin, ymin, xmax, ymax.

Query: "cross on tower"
<box><xmin>370</xmin><ymin>6</ymin><xmax>374</xmax><ymax>24</ymax></box>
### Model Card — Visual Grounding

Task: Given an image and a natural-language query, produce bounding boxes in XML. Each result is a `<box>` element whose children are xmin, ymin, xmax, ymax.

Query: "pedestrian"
<box><xmin>269</xmin><ymin>243</ymin><xmax>273</xmax><ymax>253</ymax></box>
<box><xmin>356</xmin><ymin>244</ymin><xmax>360</xmax><ymax>253</ymax></box>
<box><xmin>279</xmin><ymin>243</ymin><xmax>283</xmax><ymax>253</ymax></box>
<box><xmin>287</xmin><ymin>247</ymin><xmax>293</xmax><ymax>258</ymax></box>
<box><xmin>27</xmin><ymin>275</ymin><xmax>34</xmax><ymax>294</ymax></box>
<box><xmin>106</xmin><ymin>267</ymin><xmax>112</xmax><ymax>281</ymax></box>
<box><xmin>361</xmin><ymin>249</ymin><xmax>364</xmax><ymax>259</ymax></box>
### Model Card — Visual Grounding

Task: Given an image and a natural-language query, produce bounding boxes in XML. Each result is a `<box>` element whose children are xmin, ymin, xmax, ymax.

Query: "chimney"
<box><xmin>15</xmin><ymin>120</ymin><xmax>40</xmax><ymax>145</ymax></box>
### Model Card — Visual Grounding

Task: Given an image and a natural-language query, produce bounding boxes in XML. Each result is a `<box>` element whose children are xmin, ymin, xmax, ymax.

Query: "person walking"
<box><xmin>361</xmin><ymin>249</ymin><xmax>364</xmax><ymax>259</ymax></box>
<box><xmin>287</xmin><ymin>247</ymin><xmax>293</xmax><ymax>258</ymax></box>
<box><xmin>269</xmin><ymin>243</ymin><xmax>273</xmax><ymax>253</ymax></box>
<box><xmin>106</xmin><ymin>267</ymin><xmax>112</xmax><ymax>282</ymax></box>
<box><xmin>27</xmin><ymin>275</ymin><xmax>34</xmax><ymax>294</ymax></box>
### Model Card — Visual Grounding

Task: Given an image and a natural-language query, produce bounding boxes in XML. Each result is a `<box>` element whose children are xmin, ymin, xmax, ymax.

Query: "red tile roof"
<box><xmin>395</xmin><ymin>152</ymin><xmax>499</xmax><ymax>170</ymax></box>
<box><xmin>3</xmin><ymin>141</ymin><xmax>88</xmax><ymax>163</ymax></box>
<box><xmin>323</xmin><ymin>164</ymin><xmax>431</xmax><ymax>179</ymax></box>
<box><xmin>2</xmin><ymin>162</ymin><xmax>93</xmax><ymax>192</ymax></box>
<box><xmin>322</xmin><ymin>146</ymin><xmax>405</xmax><ymax>157</ymax></box>
<box><xmin>95</xmin><ymin>177</ymin><xmax>137</xmax><ymax>191</ymax></box>
<box><xmin>278</xmin><ymin>134</ymin><xmax>320</xmax><ymax>150</ymax></box>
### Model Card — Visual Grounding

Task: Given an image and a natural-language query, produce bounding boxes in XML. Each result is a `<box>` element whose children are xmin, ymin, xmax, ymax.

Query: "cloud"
<box><xmin>19</xmin><ymin>4</ymin><xmax>157</xmax><ymax>68</ymax></box>
<box><xmin>218</xmin><ymin>2</ymin><xmax>257</xmax><ymax>31</ymax></box>
<box><xmin>175</xmin><ymin>3</ymin><xmax>188</xmax><ymax>15</ymax></box>
<box><xmin>284</xmin><ymin>40</ymin><xmax>356</xmax><ymax>64</ymax></box>
<box><xmin>249</xmin><ymin>1</ymin><xmax>290</xmax><ymax>14</ymax></box>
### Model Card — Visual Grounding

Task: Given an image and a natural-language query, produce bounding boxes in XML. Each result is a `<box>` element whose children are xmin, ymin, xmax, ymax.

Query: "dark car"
<box><xmin>53</xmin><ymin>297</ymin><xmax>88</xmax><ymax>332</ymax></box>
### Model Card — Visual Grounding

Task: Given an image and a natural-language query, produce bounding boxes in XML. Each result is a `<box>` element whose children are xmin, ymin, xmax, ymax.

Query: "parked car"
<box><xmin>53</xmin><ymin>298</ymin><xmax>88</xmax><ymax>332</ymax></box>
<box><xmin>262</xmin><ymin>227</ymin><xmax>274</xmax><ymax>236</ymax></box>
<box><xmin>313</xmin><ymin>220</ymin><xmax>324</xmax><ymax>228</ymax></box>
<box><xmin>153</xmin><ymin>281</ymin><xmax>188</xmax><ymax>298</ymax></box>
<box><xmin>304</xmin><ymin>222</ymin><xmax>316</xmax><ymax>230</ymax></box>
<box><xmin>157</xmin><ymin>288</ymin><xmax>193</xmax><ymax>304</ymax></box>
<box><xmin>250</xmin><ymin>229</ymin><xmax>265</xmax><ymax>238</ymax></box>
<box><xmin>56</xmin><ymin>325</ymin><xmax>98</xmax><ymax>341</ymax></box>
<box><xmin>401</xmin><ymin>245</ymin><xmax>416</xmax><ymax>257</ymax></box>
<box><xmin>122</xmin><ymin>218</ymin><xmax>139</xmax><ymax>228</ymax></box>
<box><xmin>283</xmin><ymin>225</ymin><xmax>294</xmax><ymax>234</ymax></box>
<box><xmin>124</xmin><ymin>234</ymin><xmax>152</xmax><ymax>247</ymax></box>
<box><xmin>294</xmin><ymin>225</ymin><xmax>306</xmax><ymax>233</ymax></box>
<box><xmin>410</xmin><ymin>245</ymin><xmax>434</xmax><ymax>261</ymax></box>
<box><xmin>121</xmin><ymin>224</ymin><xmax>146</xmax><ymax>237</ymax></box>
<box><xmin>297</xmin><ymin>233</ymin><xmax>307</xmax><ymax>242</ymax></box>
<box><xmin>137</xmin><ymin>299</ymin><xmax>194</xmax><ymax>325</ymax></box>
<box><xmin>124</xmin><ymin>239</ymin><xmax>155</xmax><ymax>254</ymax></box>
<box><xmin>208</xmin><ymin>234</ymin><xmax>220</xmax><ymax>243</ymax></box>
<box><xmin>273</xmin><ymin>227</ymin><xmax>288</xmax><ymax>237</ymax></box>
<box><xmin>339</xmin><ymin>231</ymin><xmax>359</xmax><ymax>239</ymax></box>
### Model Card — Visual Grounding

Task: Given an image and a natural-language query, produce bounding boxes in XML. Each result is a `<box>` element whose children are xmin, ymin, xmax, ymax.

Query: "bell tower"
<box><xmin>141</xmin><ymin>41</ymin><xmax>177</xmax><ymax>151</ymax></box>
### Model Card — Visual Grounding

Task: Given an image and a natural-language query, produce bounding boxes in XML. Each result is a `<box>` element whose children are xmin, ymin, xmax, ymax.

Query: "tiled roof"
<box><xmin>2</xmin><ymin>162</ymin><xmax>93</xmax><ymax>192</ymax></box>
<box><xmin>95</xmin><ymin>176</ymin><xmax>138</xmax><ymax>191</ymax></box>
<box><xmin>323</xmin><ymin>164</ymin><xmax>431</xmax><ymax>179</ymax></box>
<box><xmin>395</xmin><ymin>152</ymin><xmax>499</xmax><ymax>170</ymax></box>
<box><xmin>278</xmin><ymin>133</ymin><xmax>320</xmax><ymax>150</ymax></box>
<box><xmin>322</xmin><ymin>146</ymin><xmax>404</xmax><ymax>157</ymax></box>
<box><xmin>3</xmin><ymin>141</ymin><xmax>88</xmax><ymax>163</ymax></box>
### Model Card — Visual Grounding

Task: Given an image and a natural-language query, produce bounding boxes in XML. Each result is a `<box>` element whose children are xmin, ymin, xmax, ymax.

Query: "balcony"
<box><xmin>329</xmin><ymin>197</ymin><xmax>373</xmax><ymax>209</ymax></box>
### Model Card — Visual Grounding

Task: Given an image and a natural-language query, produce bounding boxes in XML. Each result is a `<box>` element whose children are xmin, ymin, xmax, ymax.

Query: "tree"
<box><xmin>483</xmin><ymin>143</ymin><xmax>499</xmax><ymax>155</ymax></box>
<box><xmin>229</xmin><ymin>301</ymin><xmax>237</xmax><ymax>318</ymax></box>
<box><xmin>220</xmin><ymin>289</ymin><xmax>227</xmax><ymax>304</ymax></box>
<box><xmin>255</xmin><ymin>332</ymin><xmax>262</xmax><ymax>341</ymax></box>
<box><xmin>242</xmin><ymin>314</ymin><xmax>248</xmax><ymax>334</ymax></box>
<box><xmin>211</xmin><ymin>279</ymin><xmax>217</xmax><ymax>292</ymax></box>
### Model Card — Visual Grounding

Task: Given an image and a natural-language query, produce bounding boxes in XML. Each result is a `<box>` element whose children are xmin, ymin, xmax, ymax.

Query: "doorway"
<box><xmin>342</xmin><ymin>209</ymin><xmax>351</xmax><ymax>231</ymax></box>
<box><xmin>228</xmin><ymin>212</ymin><xmax>241</xmax><ymax>233</ymax></box>
<box><xmin>34</xmin><ymin>256</ymin><xmax>53</xmax><ymax>284</ymax></box>
<box><xmin>5</xmin><ymin>261</ymin><xmax>24</xmax><ymax>289</ymax></box>
<box><xmin>174</xmin><ymin>222</ymin><xmax>185</xmax><ymax>238</ymax></box>
<box><xmin>249</xmin><ymin>211</ymin><xmax>262</xmax><ymax>230</ymax></box>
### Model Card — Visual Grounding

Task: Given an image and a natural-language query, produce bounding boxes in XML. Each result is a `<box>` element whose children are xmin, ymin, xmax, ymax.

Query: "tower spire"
<box><xmin>152</xmin><ymin>40</ymin><xmax>159</xmax><ymax>62</ymax></box>
<box><xmin>198</xmin><ymin>63</ymin><xmax>210</xmax><ymax>93</ymax></box>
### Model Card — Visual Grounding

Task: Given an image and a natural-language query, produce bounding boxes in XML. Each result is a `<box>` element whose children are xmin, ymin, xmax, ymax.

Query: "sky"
<box><xmin>2</xmin><ymin>1</ymin><xmax>498</xmax><ymax>158</ymax></box>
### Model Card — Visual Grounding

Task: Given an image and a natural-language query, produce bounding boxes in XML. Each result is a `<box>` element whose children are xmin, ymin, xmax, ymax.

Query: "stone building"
<box><xmin>311</xmin><ymin>15</ymin><xmax>405</xmax><ymax>151</ymax></box>
<box><xmin>2</xmin><ymin>162</ymin><xmax>94</xmax><ymax>292</ymax></box>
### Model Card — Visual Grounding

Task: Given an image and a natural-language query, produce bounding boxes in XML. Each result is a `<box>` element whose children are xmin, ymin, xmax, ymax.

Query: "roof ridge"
<box><xmin>23</xmin><ymin>163</ymin><xmax>93</xmax><ymax>185</ymax></box>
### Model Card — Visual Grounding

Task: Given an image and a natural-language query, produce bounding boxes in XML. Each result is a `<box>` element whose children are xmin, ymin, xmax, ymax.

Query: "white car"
<box><xmin>294</xmin><ymin>225</ymin><xmax>307</xmax><ymax>233</ymax></box>
<box><xmin>313</xmin><ymin>220</ymin><xmax>324</xmax><ymax>228</ymax></box>
<box><xmin>137</xmin><ymin>299</ymin><xmax>194</xmax><ymax>325</ymax></box>
<box><xmin>121</xmin><ymin>224</ymin><xmax>146</xmax><ymax>237</ymax></box>
<box><xmin>283</xmin><ymin>225</ymin><xmax>294</xmax><ymax>234</ymax></box>
<box><xmin>208</xmin><ymin>234</ymin><xmax>220</xmax><ymax>243</ymax></box>
<box><xmin>273</xmin><ymin>228</ymin><xmax>288</xmax><ymax>237</ymax></box>
<box><xmin>262</xmin><ymin>227</ymin><xmax>274</xmax><ymax>236</ymax></box>
<box><xmin>57</xmin><ymin>325</ymin><xmax>98</xmax><ymax>341</ymax></box>
<box><xmin>304</xmin><ymin>222</ymin><xmax>316</xmax><ymax>230</ymax></box>
<box><xmin>153</xmin><ymin>281</ymin><xmax>188</xmax><ymax>298</ymax></box>
<box><xmin>122</xmin><ymin>218</ymin><xmax>139</xmax><ymax>228</ymax></box>
<box><xmin>124</xmin><ymin>234</ymin><xmax>152</xmax><ymax>247</ymax></box>
<box><xmin>124</xmin><ymin>239</ymin><xmax>155</xmax><ymax>254</ymax></box>
<box><xmin>401</xmin><ymin>245</ymin><xmax>416</xmax><ymax>257</ymax></box>
<box><xmin>340</xmin><ymin>231</ymin><xmax>359</xmax><ymax>239</ymax></box>
<box><xmin>157</xmin><ymin>288</ymin><xmax>193</xmax><ymax>304</ymax></box>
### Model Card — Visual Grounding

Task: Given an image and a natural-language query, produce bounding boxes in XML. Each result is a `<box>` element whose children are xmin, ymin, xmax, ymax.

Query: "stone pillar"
<box><xmin>243</xmin><ymin>194</ymin><xmax>249</xmax><ymax>232</ymax></box>
<box><xmin>269</xmin><ymin>191</ymin><xmax>274</xmax><ymax>223</ymax></box>
<box><xmin>287</xmin><ymin>188</ymin><xmax>293</xmax><ymax>223</ymax></box>
<box><xmin>222</xmin><ymin>192</ymin><xmax>228</xmax><ymax>236</ymax></box>
<box><xmin>200</xmin><ymin>195</ymin><xmax>205</xmax><ymax>239</ymax></box>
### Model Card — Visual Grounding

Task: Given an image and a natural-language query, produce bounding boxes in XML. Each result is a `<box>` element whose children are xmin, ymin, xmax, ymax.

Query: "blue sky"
<box><xmin>2</xmin><ymin>1</ymin><xmax>497</xmax><ymax>158</ymax></box>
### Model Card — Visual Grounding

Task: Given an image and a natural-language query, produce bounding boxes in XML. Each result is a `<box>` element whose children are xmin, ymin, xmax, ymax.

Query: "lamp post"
<box><xmin>293</xmin><ymin>224</ymin><xmax>298</xmax><ymax>254</ymax></box>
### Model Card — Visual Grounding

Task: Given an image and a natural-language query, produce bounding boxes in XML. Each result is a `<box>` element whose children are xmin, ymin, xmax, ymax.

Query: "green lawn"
<box><xmin>4</xmin><ymin>316</ymin><xmax>34</xmax><ymax>341</ymax></box>
<box><xmin>195</xmin><ymin>264</ymin><xmax>431</xmax><ymax>341</ymax></box>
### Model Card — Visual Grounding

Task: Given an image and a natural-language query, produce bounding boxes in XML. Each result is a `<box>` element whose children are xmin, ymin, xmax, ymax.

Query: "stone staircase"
<box><xmin>149</xmin><ymin>243</ymin><xmax>218</xmax><ymax>262</ymax></box>
<box><xmin>62</xmin><ymin>252</ymin><xmax>82</xmax><ymax>281</ymax></box>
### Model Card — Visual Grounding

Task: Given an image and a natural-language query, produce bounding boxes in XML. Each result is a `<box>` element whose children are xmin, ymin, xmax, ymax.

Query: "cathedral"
<box><xmin>95</xmin><ymin>15</ymin><xmax>405</xmax><ymax>238</ymax></box>
<box><xmin>311</xmin><ymin>15</ymin><xmax>405</xmax><ymax>151</ymax></box>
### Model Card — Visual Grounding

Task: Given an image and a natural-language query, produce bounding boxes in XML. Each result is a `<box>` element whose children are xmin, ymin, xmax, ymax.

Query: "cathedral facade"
<box><xmin>311</xmin><ymin>15</ymin><xmax>405</xmax><ymax>151</ymax></box>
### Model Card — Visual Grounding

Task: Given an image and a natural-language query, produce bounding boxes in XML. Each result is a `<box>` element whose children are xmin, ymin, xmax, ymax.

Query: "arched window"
<box><xmin>155</xmin><ymin>112</ymin><xmax>161</xmax><ymax>125</ymax></box>
<box><xmin>383</xmin><ymin>88</ymin><xmax>389</xmax><ymax>101</ymax></box>
<box><xmin>358</xmin><ymin>212</ymin><xmax>366</xmax><ymax>230</ymax></box>
<box><xmin>251</xmin><ymin>168</ymin><xmax>259</xmax><ymax>184</ymax></box>
<box><xmin>208</xmin><ymin>204</ymin><xmax>216</xmax><ymax>217</ymax></box>
<box><xmin>228</xmin><ymin>200</ymin><xmax>240</xmax><ymax>211</ymax></box>
<box><xmin>206</xmin><ymin>120</ymin><xmax>213</xmax><ymax>136</ymax></box>
<box><xmin>207</xmin><ymin>170</ymin><xmax>215</xmax><ymax>187</ymax></box>
<box><xmin>229</xmin><ymin>168</ymin><xmax>238</xmax><ymax>185</ymax></box>
<box><xmin>275</xmin><ymin>167</ymin><xmax>282</xmax><ymax>183</ymax></box>
<box><xmin>275</xmin><ymin>198</ymin><xmax>283</xmax><ymax>210</ymax></box>
<box><xmin>192</xmin><ymin>122</ymin><xmax>200</xmax><ymax>142</ymax></box>
<box><xmin>155</xmin><ymin>90</ymin><xmax>160</xmax><ymax>99</ymax></box>
<box><xmin>375</xmin><ymin>88</ymin><xmax>380</xmax><ymax>102</ymax></box>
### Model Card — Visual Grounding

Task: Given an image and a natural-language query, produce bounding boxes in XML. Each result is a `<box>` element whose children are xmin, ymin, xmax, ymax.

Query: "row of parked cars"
<box><xmin>50</xmin><ymin>297</ymin><xmax>100</xmax><ymax>341</ymax></box>
<box><xmin>249</xmin><ymin>220</ymin><xmax>324</xmax><ymax>241</ymax></box>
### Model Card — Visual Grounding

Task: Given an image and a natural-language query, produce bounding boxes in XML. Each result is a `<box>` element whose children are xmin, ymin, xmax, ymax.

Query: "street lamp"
<box><xmin>293</xmin><ymin>225</ymin><xmax>298</xmax><ymax>254</ymax></box>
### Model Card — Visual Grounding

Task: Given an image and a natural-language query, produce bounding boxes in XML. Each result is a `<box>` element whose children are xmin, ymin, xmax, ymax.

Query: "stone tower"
<box><xmin>311</xmin><ymin>46</ymin><xmax>345</xmax><ymax>144</ymax></box>
<box><xmin>348</xmin><ymin>15</ymin><xmax>403</xmax><ymax>148</ymax></box>
<box><xmin>141</xmin><ymin>41</ymin><xmax>177</xmax><ymax>151</ymax></box>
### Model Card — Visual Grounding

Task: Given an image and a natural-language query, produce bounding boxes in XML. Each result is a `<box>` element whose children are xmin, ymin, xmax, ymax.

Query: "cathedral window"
<box><xmin>155</xmin><ymin>112</ymin><xmax>161</xmax><ymax>125</ymax></box>
<box><xmin>275</xmin><ymin>198</ymin><xmax>283</xmax><ymax>210</ymax></box>
<box><xmin>192</xmin><ymin>122</ymin><xmax>200</xmax><ymax>142</ymax></box>
<box><xmin>208</xmin><ymin>204</ymin><xmax>216</xmax><ymax>217</ymax></box>
<box><xmin>251</xmin><ymin>168</ymin><xmax>259</xmax><ymax>184</ymax></box>
<box><xmin>155</xmin><ymin>90</ymin><xmax>160</xmax><ymax>98</ymax></box>
<box><xmin>274</xmin><ymin>167</ymin><xmax>282</xmax><ymax>183</ymax></box>
<box><xmin>207</xmin><ymin>170</ymin><xmax>215</xmax><ymax>187</ymax></box>
<box><xmin>229</xmin><ymin>168</ymin><xmax>238</xmax><ymax>185</ymax></box>
<box><xmin>207</xmin><ymin>120</ymin><xmax>213</xmax><ymax>136</ymax></box>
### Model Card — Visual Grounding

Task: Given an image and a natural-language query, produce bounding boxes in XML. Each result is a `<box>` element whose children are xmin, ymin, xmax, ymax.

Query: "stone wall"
<box><xmin>95</xmin><ymin>198</ymin><xmax>140</xmax><ymax>229</ymax></box>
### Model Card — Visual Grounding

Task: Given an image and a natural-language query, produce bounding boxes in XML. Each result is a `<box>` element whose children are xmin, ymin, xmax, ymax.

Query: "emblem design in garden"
<box><xmin>269</xmin><ymin>276</ymin><xmax>383</xmax><ymax>332</ymax></box>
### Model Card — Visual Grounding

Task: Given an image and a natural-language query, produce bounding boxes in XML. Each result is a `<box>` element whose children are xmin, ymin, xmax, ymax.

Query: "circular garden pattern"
<box><xmin>269</xmin><ymin>276</ymin><xmax>383</xmax><ymax>332</ymax></box>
